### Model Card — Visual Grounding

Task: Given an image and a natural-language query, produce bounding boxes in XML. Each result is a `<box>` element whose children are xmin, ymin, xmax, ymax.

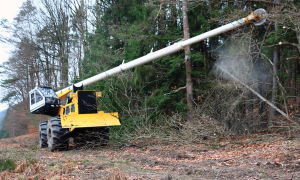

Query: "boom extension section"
<box><xmin>57</xmin><ymin>9</ymin><xmax>267</xmax><ymax>94</ymax></box>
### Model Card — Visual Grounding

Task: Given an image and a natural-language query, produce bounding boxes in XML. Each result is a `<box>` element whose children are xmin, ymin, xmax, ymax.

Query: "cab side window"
<box><xmin>71</xmin><ymin>104</ymin><xmax>75</xmax><ymax>112</ymax></box>
<box><xmin>66</xmin><ymin>106</ymin><xmax>70</xmax><ymax>115</ymax></box>
<box><xmin>31</xmin><ymin>93</ymin><xmax>35</xmax><ymax>105</ymax></box>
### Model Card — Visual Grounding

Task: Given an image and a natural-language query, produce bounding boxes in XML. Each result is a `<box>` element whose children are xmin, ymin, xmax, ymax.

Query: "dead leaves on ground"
<box><xmin>104</xmin><ymin>168</ymin><xmax>128</xmax><ymax>180</ymax></box>
<box><xmin>0</xmin><ymin>170</ymin><xmax>12</xmax><ymax>180</ymax></box>
<box><xmin>0</xmin><ymin>160</ymin><xmax>40</xmax><ymax>180</ymax></box>
<box><xmin>1</xmin><ymin>133</ymin><xmax>300</xmax><ymax>179</ymax></box>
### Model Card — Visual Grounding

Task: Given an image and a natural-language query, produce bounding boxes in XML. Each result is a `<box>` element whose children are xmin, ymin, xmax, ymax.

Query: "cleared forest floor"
<box><xmin>0</xmin><ymin>132</ymin><xmax>300</xmax><ymax>179</ymax></box>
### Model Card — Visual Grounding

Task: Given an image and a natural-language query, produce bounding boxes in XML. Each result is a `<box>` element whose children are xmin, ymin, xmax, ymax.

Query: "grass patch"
<box><xmin>0</xmin><ymin>159</ymin><xmax>16</xmax><ymax>172</ymax></box>
<box><xmin>49</xmin><ymin>162</ymin><xmax>56</xmax><ymax>167</ymax></box>
<box><xmin>25</xmin><ymin>154</ymin><xmax>38</xmax><ymax>166</ymax></box>
<box><xmin>27</xmin><ymin>144</ymin><xmax>39</xmax><ymax>151</ymax></box>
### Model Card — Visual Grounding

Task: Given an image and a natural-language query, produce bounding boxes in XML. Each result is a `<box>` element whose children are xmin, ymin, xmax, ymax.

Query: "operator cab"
<box><xmin>29</xmin><ymin>87</ymin><xmax>60</xmax><ymax>116</ymax></box>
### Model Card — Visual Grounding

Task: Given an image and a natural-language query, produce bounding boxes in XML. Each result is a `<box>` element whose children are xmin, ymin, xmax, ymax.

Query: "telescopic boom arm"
<box><xmin>56</xmin><ymin>9</ymin><xmax>267</xmax><ymax>95</ymax></box>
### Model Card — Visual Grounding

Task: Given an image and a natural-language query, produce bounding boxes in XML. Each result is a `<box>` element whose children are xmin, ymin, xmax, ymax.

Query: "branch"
<box><xmin>267</xmin><ymin>42</ymin><xmax>300</xmax><ymax>49</ymax></box>
<box><xmin>164</xmin><ymin>86</ymin><xmax>186</xmax><ymax>95</ymax></box>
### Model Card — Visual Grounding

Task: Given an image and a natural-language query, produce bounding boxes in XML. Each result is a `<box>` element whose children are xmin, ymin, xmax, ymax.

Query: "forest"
<box><xmin>0</xmin><ymin>0</ymin><xmax>299</xmax><ymax>142</ymax></box>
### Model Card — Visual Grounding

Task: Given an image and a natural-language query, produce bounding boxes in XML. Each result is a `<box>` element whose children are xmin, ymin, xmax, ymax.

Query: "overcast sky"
<box><xmin>0</xmin><ymin>0</ymin><xmax>24</xmax><ymax>110</ymax></box>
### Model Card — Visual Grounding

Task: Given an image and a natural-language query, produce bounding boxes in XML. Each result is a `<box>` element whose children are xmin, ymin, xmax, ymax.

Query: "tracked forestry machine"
<box><xmin>29</xmin><ymin>9</ymin><xmax>267</xmax><ymax>151</ymax></box>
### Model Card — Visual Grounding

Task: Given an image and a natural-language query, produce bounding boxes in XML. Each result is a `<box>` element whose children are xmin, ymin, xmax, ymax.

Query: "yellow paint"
<box><xmin>58</xmin><ymin>90</ymin><xmax>120</xmax><ymax>129</ymax></box>
<box><xmin>244</xmin><ymin>11</ymin><xmax>255</xmax><ymax>24</ymax></box>
<box><xmin>60</xmin><ymin>110</ymin><xmax>120</xmax><ymax>128</ymax></box>
<box><xmin>70</xmin><ymin>127</ymin><xmax>76</xmax><ymax>132</ymax></box>
<box><xmin>96</xmin><ymin>92</ymin><xmax>102</xmax><ymax>97</ymax></box>
<box><xmin>57</xmin><ymin>89</ymin><xmax>72</xmax><ymax>100</ymax></box>
<box><xmin>70</xmin><ymin>93</ymin><xmax>77</xmax><ymax>98</ymax></box>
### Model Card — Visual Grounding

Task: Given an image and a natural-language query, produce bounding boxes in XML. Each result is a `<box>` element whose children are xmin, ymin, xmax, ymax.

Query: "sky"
<box><xmin>0</xmin><ymin>0</ymin><xmax>25</xmax><ymax>110</ymax></box>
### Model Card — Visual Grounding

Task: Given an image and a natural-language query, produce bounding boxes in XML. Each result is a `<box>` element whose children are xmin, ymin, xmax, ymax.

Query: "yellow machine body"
<box><xmin>58</xmin><ymin>90</ymin><xmax>120</xmax><ymax>130</ymax></box>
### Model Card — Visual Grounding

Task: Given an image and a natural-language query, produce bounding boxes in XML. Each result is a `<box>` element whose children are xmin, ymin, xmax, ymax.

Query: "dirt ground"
<box><xmin>0</xmin><ymin>133</ymin><xmax>300</xmax><ymax>180</ymax></box>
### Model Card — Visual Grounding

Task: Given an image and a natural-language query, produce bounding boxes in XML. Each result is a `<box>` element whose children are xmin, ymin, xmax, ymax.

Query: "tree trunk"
<box><xmin>258</xmin><ymin>64</ymin><xmax>268</xmax><ymax>129</ymax></box>
<box><xmin>183</xmin><ymin>0</ymin><xmax>193</xmax><ymax>111</ymax></box>
<box><xmin>247</xmin><ymin>90</ymin><xmax>253</xmax><ymax>132</ymax></box>
<box><xmin>269</xmin><ymin>0</ymin><xmax>280</xmax><ymax>126</ymax></box>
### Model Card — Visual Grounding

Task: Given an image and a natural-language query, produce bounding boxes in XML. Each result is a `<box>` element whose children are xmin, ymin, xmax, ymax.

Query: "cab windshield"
<box><xmin>37</xmin><ymin>87</ymin><xmax>60</xmax><ymax>104</ymax></box>
<box><xmin>45</xmin><ymin>97</ymin><xmax>60</xmax><ymax>104</ymax></box>
<box><xmin>38</xmin><ymin>87</ymin><xmax>59</xmax><ymax>98</ymax></box>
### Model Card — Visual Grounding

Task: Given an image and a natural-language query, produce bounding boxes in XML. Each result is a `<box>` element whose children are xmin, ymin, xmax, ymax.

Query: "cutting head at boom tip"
<box><xmin>252</xmin><ymin>8</ymin><xmax>267</xmax><ymax>26</ymax></box>
<box><xmin>245</xmin><ymin>8</ymin><xmax>267</xmax><ymax>26</ymax></box>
